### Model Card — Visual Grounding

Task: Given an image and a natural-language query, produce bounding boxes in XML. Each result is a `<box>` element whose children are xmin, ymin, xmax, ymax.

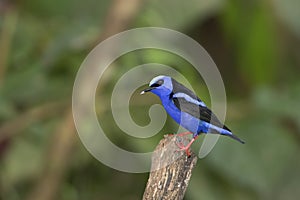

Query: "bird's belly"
<box><xmin>163</xmin><ymin>100</ymin><xmax>208</xmax><ymax>134</ymax></box>
<box><xmin>177</xmin><ymin>112</ymin><xmax>208</xmax><ymax>134</ymax></box>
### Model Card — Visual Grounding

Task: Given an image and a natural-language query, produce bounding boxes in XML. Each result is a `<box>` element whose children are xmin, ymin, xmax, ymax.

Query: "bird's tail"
<box><xmin>226</xmin><ymin>133</ymin><xmax>245</xmax><ymax>144</ymax></box>
<box><xmin>209</xmin><ymin>125</ymin><xmax>245</xmax><ymax>144</ymax></box>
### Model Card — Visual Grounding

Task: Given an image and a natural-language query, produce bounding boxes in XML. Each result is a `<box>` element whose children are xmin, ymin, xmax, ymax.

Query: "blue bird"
<box><xmin>141</xmin><ymin>75</ymin><xmax>244</xmax><ymax>156</ymax></box>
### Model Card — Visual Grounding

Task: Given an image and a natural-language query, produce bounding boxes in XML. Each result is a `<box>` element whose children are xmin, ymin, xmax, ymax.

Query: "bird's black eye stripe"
<box><xmin>150</xmin><ymin>83</ymin><xmax>160</xmax><ymax>87</ymax></box>
<box><xmin>150</xmin><ymin>79</ymin><xmax>164</xmax><ymax>87</ymax></box>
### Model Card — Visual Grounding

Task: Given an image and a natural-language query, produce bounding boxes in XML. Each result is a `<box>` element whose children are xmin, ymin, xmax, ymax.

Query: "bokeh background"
<box><xmin>1</xmin><ymin>0</ymin><xmax>300</xmax><ymax>199</ymax></box>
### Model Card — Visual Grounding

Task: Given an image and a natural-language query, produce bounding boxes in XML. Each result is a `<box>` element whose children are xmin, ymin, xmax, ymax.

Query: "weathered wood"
<box><xmin>143</xmin><ymin>134</ymin><xmax>198</xmax><ymax>200</ymax></box>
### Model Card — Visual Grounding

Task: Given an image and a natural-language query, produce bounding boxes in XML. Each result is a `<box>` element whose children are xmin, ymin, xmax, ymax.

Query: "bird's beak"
<box><xmin>140</xmin><ymin>87</ymin><xmax>154</xmax><ymax>95</ymax></box>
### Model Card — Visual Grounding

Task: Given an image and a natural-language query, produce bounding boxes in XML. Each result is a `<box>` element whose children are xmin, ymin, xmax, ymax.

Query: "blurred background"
<box><xmin>1</xmin><ymin>0</ymin><xmax>300</xmax><ymax>199</ymax></box>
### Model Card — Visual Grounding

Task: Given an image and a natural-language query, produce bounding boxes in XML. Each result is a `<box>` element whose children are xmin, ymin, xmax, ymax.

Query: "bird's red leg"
<box><xmin>177</xmin><ymin>131</ymin><xmax>193</xmax><ymax>137</ymax></box>
<box><xmin>167</xmin><ymin>131</ymin><xmax>192</xmax><ymax>137</ymax></box>
<box><xmin>176</xmin><ymin>135</ymin><xmax>199</xmax><ymax>157</ymax></box>
<box><xmin>175</xmin><ymin>132</ymin><xmax>193</xmax><ymax>151</ymax></box>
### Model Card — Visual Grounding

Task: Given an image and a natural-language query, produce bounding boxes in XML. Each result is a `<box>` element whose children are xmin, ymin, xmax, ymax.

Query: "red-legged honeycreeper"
<box><xmin>141</xmin><ymin>75</ymin><xmax>244</xmax><ymax>156</ymax></box>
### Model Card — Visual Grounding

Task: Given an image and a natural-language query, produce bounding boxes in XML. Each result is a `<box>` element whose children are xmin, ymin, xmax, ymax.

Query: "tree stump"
<box><xmin>143</xmin><ymin>134</ymin><xmax>198</xmax><ymax>200</ymax></box>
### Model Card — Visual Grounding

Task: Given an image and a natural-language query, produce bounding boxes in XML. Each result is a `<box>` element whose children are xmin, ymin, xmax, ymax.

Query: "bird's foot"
<box><xmin>175</xmin><ymin>136</ymin><xmax>198</xmax><ymax>157</ymax></box>
<box><xmin>176</xmin><ymin>142</ymin><xmax>192</xmax><ymax>157</ymax></box>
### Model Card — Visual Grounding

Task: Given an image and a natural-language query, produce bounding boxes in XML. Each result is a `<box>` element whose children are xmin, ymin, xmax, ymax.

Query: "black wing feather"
<box><xmin>171</xmin><ymin>78</ymin><xmax>200</xmax><ymax>101</ymax></box>
<box><xmin>172</xmin><ymin>97</ymin><xmax>230</xmax><ymax>131</ymax></box>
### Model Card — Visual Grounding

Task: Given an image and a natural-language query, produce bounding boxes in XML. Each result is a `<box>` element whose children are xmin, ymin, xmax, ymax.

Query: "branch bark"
<box><xmin>143</xmin><ymin>135</ymin><xmax>198</xmax><ymax>200</ymax></box>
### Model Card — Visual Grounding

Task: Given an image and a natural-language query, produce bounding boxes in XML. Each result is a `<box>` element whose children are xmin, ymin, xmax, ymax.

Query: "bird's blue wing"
<box><xmin>171</xmin><ymin>95</ymin><xmax>231</xmax><ymax>132</ymax></box>
<box><xmin>170</xmin><ymin>78</ymin><xmax>230</xmax><ymax>131</ymax></box>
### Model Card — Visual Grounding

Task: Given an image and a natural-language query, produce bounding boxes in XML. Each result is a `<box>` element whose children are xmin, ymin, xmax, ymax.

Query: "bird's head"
<box><xmin>141</xmin><ymin>75</ymin><xmax>172</xmax><ymax>97</ymax></box>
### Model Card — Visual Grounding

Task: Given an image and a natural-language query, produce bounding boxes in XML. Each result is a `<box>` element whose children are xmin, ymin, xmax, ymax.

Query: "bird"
<box><xmin>141</xmin><ymin>75</ymin><xmax>244</xmax><ymax>156</ymax></box>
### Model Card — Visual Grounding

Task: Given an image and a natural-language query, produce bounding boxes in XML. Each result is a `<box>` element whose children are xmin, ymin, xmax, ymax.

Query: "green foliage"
<box><xmin>222</xmin><ymin>0</ymin><xmax>279</xmax><ymax>85</ymax></box>
<box><xmin>1</xmin><ymin>0</ymin><xmax>300</xmax><ymax>200</ymax></box>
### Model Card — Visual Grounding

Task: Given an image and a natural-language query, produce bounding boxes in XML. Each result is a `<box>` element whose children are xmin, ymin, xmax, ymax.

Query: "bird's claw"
<box><xmin>175</xmin><ymin>142</ymin><xmax>192</xmax><ymax>157</ymax></box>
<box><xmin>175</xmin><ymin>134</ymin><xmax>198</xmax><ymax>157</ymax></box>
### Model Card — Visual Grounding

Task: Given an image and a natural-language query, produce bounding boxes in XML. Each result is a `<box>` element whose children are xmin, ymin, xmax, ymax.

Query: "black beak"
<box><xmin>140</xmin><ymin>87</ymin><xmax>154</xmax><ymax>94</ymax></box>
